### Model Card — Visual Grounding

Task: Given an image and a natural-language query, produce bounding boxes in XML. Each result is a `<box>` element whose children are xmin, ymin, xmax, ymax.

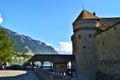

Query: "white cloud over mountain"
<box><xmin>0</xmin><ymin>14</ymin><xmax>3</xmax><ymax>24</ymax></box>
<box><xmin>55</xmin><ymin>42</ymin><xmax>72</xmax><ymax>54</ymax></box>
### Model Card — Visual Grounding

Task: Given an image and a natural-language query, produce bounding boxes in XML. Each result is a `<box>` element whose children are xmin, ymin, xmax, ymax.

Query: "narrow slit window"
<box><xmin>78</xmin><ymin>35</ymin><xmax>81</xmax><ymax>39</ymax></box>
<box><xmin>83</xmin><ymin>45</ymin><xmax>86</xmax><ymax>49</ymax></box>
<box><xmin>89</xmin><ymin>34</ymin><xmax>92</xmax><ymax>38</ymax></box>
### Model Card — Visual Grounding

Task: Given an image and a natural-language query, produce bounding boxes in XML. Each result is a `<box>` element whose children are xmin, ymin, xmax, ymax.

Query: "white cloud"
<box><xmin>55</xmin><ymin>42</ymin><xmax>72</xmax><ymax>54</ymax></box>
<box><xmin>0</xmin><ymin>14</ymin><xmax>3</xmax><ymax>24</ymax></box>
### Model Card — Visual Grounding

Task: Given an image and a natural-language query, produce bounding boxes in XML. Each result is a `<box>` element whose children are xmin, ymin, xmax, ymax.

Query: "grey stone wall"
<box><xmin>33</xmin><ymin>68</ymin><xmax>77</xmax><ymax>80</ymax></box>
<box><xmin>72</xmin><ymin>20</ymin><xmax>98</xmax><ymax>80</ymax></box>
<box><xmin>96</xmin><ymin>23</ymin><xmax>120</xmax><ymax>75</ymax></box>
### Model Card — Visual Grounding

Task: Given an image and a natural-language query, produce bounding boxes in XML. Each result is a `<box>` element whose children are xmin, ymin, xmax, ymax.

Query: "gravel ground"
<box><xmin>0</xmin><ymin>70</ymin><xmax>40</xmax><ymax>80</ymax></box>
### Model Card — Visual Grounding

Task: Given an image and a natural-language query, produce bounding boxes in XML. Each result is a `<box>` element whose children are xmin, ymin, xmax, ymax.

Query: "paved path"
<box><xmin>0</xmin><ymin>70</ymin><xmax>40</xmax><ymax>80</ymax></box>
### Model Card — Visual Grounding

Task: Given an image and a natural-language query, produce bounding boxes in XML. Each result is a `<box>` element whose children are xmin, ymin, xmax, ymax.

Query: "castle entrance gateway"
<box><xmin>29</xmin><ymin>54</ymin><xmax>75</xmax><ymax>76</ymax></box>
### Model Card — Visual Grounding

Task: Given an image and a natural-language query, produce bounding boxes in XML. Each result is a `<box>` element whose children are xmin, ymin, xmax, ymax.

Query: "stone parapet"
<box><xmin>33</xmin><ymin>68</ymin><xmax>77</xmax><ymax>80</ymax></box>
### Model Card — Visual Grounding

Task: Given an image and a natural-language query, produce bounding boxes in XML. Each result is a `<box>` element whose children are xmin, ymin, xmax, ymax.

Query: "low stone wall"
<box><xmin>33</xmin><ymin>68</ymin><xmax>77</xmax><ymax>80</ymax></box>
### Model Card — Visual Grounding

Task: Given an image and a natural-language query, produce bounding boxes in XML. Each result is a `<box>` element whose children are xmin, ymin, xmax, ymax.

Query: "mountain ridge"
<box><xmin>0</xmin><ymin>26</ymin><xmax>58</xmax><ymax>55</ymax></box>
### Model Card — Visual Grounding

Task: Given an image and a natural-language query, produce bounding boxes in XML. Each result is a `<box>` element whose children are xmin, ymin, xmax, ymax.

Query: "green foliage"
<box><xmin>0</xmin><ymin>28</ymin><xmax>14</xmax><ymax>63</ymax></box>
<box><xmin>7</xmin><ymin>33</ymin><xmax>28</xmax><ymax>54</ymax></box>
<box><xmin>22</xmin><ymin>61</ymin><xmax>31</xmax><ymax>66</ymax></box>
<box><xmin>12</xmin><ymin>55</ymin><xmax>32</xmax><ymax>66</ymax></box>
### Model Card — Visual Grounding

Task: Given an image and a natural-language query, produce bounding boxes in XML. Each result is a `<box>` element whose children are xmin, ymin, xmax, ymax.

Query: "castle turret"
<box><xmin>71</xmin><ymin>10</ymin><xmax>98</xmax><ymax>80</ymax></box>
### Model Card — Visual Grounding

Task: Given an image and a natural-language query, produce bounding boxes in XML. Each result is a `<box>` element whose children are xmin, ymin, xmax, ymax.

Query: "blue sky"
<box><xmin>0</xmin><ymin>0</ymin><xmax>120</xmax><ymax>54</ymax></box>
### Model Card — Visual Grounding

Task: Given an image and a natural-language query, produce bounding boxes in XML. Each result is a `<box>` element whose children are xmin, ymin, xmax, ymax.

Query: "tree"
<box><xmin>0</xmin><ymin>28</ymin><xmax>14</xmax><ymax>64</ymax></box>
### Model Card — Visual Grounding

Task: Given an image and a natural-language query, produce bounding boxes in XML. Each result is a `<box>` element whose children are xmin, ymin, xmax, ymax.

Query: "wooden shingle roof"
<box><xmin>73</xmin><ymin>10</ymin><xmax>99</xmax><ymax>24</ymax></box>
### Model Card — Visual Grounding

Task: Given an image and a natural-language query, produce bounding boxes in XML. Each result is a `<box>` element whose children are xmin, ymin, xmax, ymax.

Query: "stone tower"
<box><xmin>71</xmin><ymin>10</ymin><xmax>99</xmax><ymax>80</ymax></box>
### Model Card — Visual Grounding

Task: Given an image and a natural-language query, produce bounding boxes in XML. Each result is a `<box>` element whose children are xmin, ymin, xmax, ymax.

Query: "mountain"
<box><xmin>0</xmin><ymin>26</ymin><xmax>58</xmax><ymax>55</ymax></box>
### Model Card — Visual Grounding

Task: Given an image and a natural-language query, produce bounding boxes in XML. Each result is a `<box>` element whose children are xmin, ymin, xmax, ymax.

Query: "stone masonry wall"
<box><xmin>96</xmin><ymin>23</ymin><xmax>120</xmax><ymax>76</ymax></box>
<box><xmin>33</xmin><ymin>68</ymin><xmax>77</xmax><ymax>80</ymax></box>
<box><xmin>72</xmin><ymin>19</ymin><xmax>98</xmax><ymax>80</ymax></box>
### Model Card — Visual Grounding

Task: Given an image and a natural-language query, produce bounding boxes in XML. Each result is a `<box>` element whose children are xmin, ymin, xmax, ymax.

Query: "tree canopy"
<box><xmin>0</xmin><ymin>28</ymin><xmax>14</xmax><ymax>64</ymax></box>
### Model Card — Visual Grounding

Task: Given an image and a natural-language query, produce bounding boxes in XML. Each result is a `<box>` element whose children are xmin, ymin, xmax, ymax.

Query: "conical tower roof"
<box><xmin>73</xmin><ymin>10</ymin><xmax>99</xmax><ymax>24</ymax></box>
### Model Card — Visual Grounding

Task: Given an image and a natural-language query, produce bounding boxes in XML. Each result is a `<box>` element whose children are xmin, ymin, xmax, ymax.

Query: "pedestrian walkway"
<box><xmin>0</xmin><ymin>70</ymin><xmax>40</xmax><ymax>80</ymax></box>
<box><xmin>25</xmin><ymin>70</ymin><xmax>40</xmax><ymax>80</ymax></box>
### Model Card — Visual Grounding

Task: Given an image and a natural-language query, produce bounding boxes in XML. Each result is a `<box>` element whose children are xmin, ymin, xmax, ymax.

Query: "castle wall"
<box><xmin>96</xmin><ymin>23</ymin><xmax>120</xmax><ymax>75</ymax></box>
<box><xmin>72</xmin><ymin>20</ymin><xmax>97</xmax><ymax>80</ymax></box>
<box><xmin>72</xmin><ymin>10</ymin><xmax>120</xmax><ymax>80</ymax></box>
